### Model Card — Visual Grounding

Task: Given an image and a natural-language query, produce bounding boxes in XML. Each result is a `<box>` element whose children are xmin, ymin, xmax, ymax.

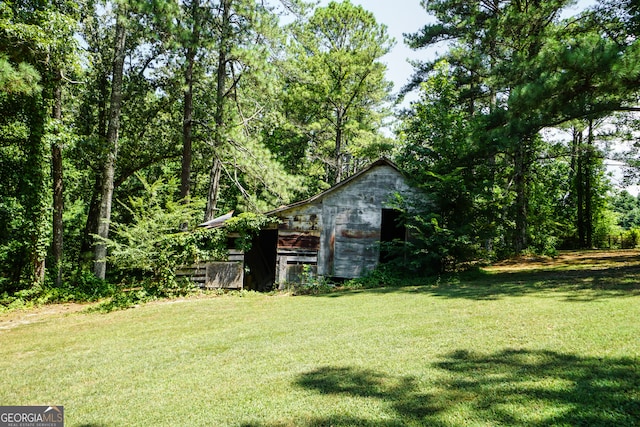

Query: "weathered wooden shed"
<box><xmin>250</xmin><ymin>158</ymin><xmax>418</xmax><ymax>288</ymax></box>
<box><xmin>181</xmin><ymin>158</ymin><xmax>418</xmax><ymax>290</ymax></box>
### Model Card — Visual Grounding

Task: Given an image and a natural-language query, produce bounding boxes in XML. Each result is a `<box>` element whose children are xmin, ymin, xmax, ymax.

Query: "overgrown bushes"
<box><xmin>0</xmin><ymin>270</ymin><xmax>115</xmax><ymax>312</ymax></box>
<box><xmin>1</xmin><ymin>176</ymin><xmax>274</xmax><ymax>312</ymax></box>
<box><xmin>103</xmin><ymin>176</ymin><xmax>273</xmax><ymax>287</ymax></box>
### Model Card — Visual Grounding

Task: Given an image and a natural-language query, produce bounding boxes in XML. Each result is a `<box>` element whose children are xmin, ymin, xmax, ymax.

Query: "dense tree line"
<box><xmin>0</xmin><ymin>0</ymin><xmax>394</xmax><ymax>292</ymax></box>
<box><xmin>396</xmin><ymin>0</ymin><xmax>640</xmax><ymax>271</ymax></box>
<box><xmin>1</xmin><ymin>0</ymin><xmax>640</xmax><ymax>294</ymax></box>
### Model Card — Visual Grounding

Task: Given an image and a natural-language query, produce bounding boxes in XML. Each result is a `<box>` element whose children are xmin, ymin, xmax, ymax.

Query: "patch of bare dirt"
<box><xmin>0</xmin><ymin>303</ymin><xmax>90</xmax><ymax>332</ymax></box>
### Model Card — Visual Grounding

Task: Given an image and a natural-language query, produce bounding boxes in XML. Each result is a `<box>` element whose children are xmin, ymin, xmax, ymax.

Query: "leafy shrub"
<box><xmin>69</xmin><ymin>269</ymin><xmax>118</xmax><ymax>300</ymax></box>
<box><xmin>103</xmin><ymin>176</ymin><xmax>277</xmax><ymax>287</ymax></box>
<box><xmin>0</xmin><ymin>269</ymin><xmax>121</xmax><ymax>312</ymax></box>
<box><xmin>343</xmin><ymin>264</ymin><xmax>404</xmax><ymax>289</ymax></box>
<box><xmin>627</xmin><ymin>228</ymin><xmax>640</xmax><ymax>248</ymax></box>
<box><xmin>399</xmin><ymin>211</ymin><xmax>480</xmax><ymax>275</ymax></box>
<box><xmin>285</xmin><ymin>265</ymin><xmax>334</xmax><ymax>295</ymax></box>
<box><xmin>615</xmin><ymin>227</ymin><xmax>640</xmax><ymax>249</ymax></box>
<box><xmin>143</xmin><ymin>275</ymin><xmax>197</xmax><ymax>299</ymax></box>
<box><xmin>528</xmin><ymin>233</ymin><xmax>559</xmax><ymax>257</ymax></box>
<box><xmin>100</xmin><ymin>176</ymin><xmax>224</xmax><ymax>288</ymax></box>
<box><xmin>225</xmin><ymin>212</ymin><xmax>276</xmax><ymax>252</ymax></box>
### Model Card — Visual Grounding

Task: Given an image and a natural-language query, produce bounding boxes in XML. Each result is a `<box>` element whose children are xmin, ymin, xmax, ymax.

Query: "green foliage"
<box><xmin>396</xmin><ymin>61</ymin><xmax>484</xmax><ymax>272</ymax></box>
<box><xmin>526</xmin><ymin>141</ymin><xmax>572</xmax><ymax>255</ymax></box>
<box><xmin>87</xmin><ymin>277</ymin><xmax>197</xmax><ymax>313</ymax></box>
<box><xmin>0</xmin><ymin>91</ymin><xmax>50</xmax><ymax>289</ymax></box>
<box><xmin>624</xmin><ymin>228</ymin><xmax>640</xmax><ymax>248</ymax></box>
<box><xmin>102</xmin><ymin>176</ymin><xmax>275</xmax><ymax>296</ymax></box>
<box><xmin>103</xmin><ymin>175</ymin><xmax>222</xmax><ymax>279</ymax></box>
<box><xmin>399</xmin><ymin>0</ymin><xmax>640</xmax><ymax>259</ymax></box>
<box><xmin>225</xmin><ymin>212</ymin><xmax>277</xmax><ymax>252</ymax></box>
<box><xmin>610</xmin><ymin>190</ymin><xmax>640</xmax><ymax>229</ymax></box>
<box><xmin>215</xmin><ymin>134</ymin><xmax>308</xmax><ymax>213</ymax></box>
<box><xmin>283</xmin><ymin>0</ymin><xmax>395</xmax><ymax>183</ymax></box>
<box><xmin>0</xmin><ymin>0</ymin><xmax>80</xmax><ymax>288</ymax></box>
<box><xmin>284</xmin><ymin>264</ymin><xmax>334</xmax><ymax>295</ymax></box>
<box><xmin>0</xmin><ymin>55</ymin><xmax>41</xmax><ymax>95</ymax></box>
<box><xmin>404</xmin><ymin>211</ymin><xmax>480</xmax><ymax>275</ymax></box>
<box><xmin>0</xmin><ymin>270</ymin><xmax>117</xmax><ymax>312</ymax></box>
<box><xmin>343</xmin><ymin>264</ymin><xmax>407</xmax><ymax>289</ymax></box>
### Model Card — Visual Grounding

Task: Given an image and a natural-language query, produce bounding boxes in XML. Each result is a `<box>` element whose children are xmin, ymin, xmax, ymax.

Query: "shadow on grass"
<box><xmin>240</xmin><ymin>365</ymin><xmax>442</xmax><ymax>427</ymax></box>
<box><xmin>433</xmin><ymin>348</ymin><xmax>640</xmax><ymax>426</ymax></box>
<box><xmin>241</xmin><ymin>349</ymin><xmax>639</xmax><ymax>426</ymax></box>
<box><xmin>314</xmin><ymin>262</ymin><xmax>640</xmax><ymax>301</ymax></box>
<box><xmin>240</xmin><ymin>417</ymin><xmax>406</xmax><ymax>427</ymax></box>
<box><xmin>431</xmin><ymin>265</ymin><xmax>640</xmax><ymax>301</ymax></box>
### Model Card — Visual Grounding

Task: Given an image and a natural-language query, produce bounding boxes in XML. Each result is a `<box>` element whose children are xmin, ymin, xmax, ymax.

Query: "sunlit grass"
<box><xmin>1</xmin><ymin>252</ymin><xmax>639</xmax><ymax>426</ymax></box>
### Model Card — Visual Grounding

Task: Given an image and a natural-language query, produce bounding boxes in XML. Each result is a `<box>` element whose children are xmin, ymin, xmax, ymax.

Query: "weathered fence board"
<box><xmin>176</xmin><ymin>260</ymin><xmax>244</xmax><ymax>289</ymax></box>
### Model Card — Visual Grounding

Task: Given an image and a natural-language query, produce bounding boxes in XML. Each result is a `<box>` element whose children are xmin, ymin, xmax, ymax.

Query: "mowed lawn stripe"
<box><xmin>1</xmin><ymin>267</ymin><xmax>639</xmax><ymax>426</ymax></box>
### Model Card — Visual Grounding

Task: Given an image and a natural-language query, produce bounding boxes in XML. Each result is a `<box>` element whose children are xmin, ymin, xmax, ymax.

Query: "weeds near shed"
<box><xmin>286</xmin><ymin>265</ymin><xmax>334</xmax><ymax>295</ymax></box>
<box><xmin>86</xmin><ymin>276</ymin><xmax>198</xmax><ymax>313</ymax></box>
<box><xmin>0</xmin><ymin>270</ymin><xmax>118</xmax><ymax>312</ymax></box>
<box><xmin>344</xmin><ymin>264</ymin><xmax>408</xmax><ymax>289</ymax></box>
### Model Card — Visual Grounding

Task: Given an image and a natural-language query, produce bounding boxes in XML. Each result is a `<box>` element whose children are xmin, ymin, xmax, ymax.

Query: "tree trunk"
<box><xmin>577</xmin><ymin>147</ymin><xmax>585</xmax><ymax>247</ymax></box>
<box><xmin>27</xmin><ymin>95</ymin><xmax>48</xmax><ymax>285</ymax></box>
<box><xmin>180</xmin><ymin>48</ymin><xmax>194</xmax><ymax>200</ymax></box>
<box><xmin>585</xmin><ymin>120</ymin><xmax>594</xmax><ymax>248</ymax></box>
<box><xmin>93</xmin><ymin>10</ymin><xmax>127</xmax><ymax>280</ymax></box>
<box><xmin>180</xmin><ymin>0</ymin><xmax>200</xmax><ymax>201</ymax></box>
<box><xmin>79</xmin><ymin>71</ymin><xmax>109</xmax><ymax>265</ymax></box>
<box><xmin>79</xmin><ymin>174</ymin><xmax>102</xmax><ymax>261</ymax></box>
<box><xmin>205</xmin><ymin>0</ymin><xmax>231</xmax><ymax>219</ymax></box>
<box><xmin>204</xmin><ymin>156</ymin><xmax>222</xmax><ymax>222</ymax></box>
<box><xmin>335</xmin><ymin>108</ymin><xmax>343</xmax><ymax>184</ymax></box>
<box><xmin>51</xmin><ymin>71</ymin><xmax>64</xmax><ymax>287</ymax></box>
<box><xmin>513</xmin><ymin>139</ymin><xmax>529</xmax><ymax>254</ymax></box>
<box><xmin>573</xmin><ymin>128</ymin><xmax>586</xmax><ymax>248</ymax></box>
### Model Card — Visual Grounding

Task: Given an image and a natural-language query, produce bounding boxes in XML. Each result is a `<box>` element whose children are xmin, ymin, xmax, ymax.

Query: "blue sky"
<box><xmin>314</xmin><ymin>1</ymin><xmax>640</xmax><ymax>191</ymax></box>
<box><xmin>335</xmin><ymin>0</ymin><xmax>598</xmax><ymax>100</ymax></box>
<box><xmin>311</xmin><ymin>1</ymin><xmax>636</xmax><ymax>191</ymax></box>
<box><xmin>346</xmin><ymin>0</ymin><xmax>433</xmax><ymax>98</ymax></box>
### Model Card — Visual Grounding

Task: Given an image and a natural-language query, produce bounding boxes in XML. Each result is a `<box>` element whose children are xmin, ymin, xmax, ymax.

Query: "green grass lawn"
<box><xmin>1</xmin><ymin>251</ymin><xmax>639</xmax><ymax>426</ymax></box>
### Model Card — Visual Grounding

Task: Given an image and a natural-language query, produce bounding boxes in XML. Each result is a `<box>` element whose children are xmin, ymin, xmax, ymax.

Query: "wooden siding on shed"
<box><xmin>276</xmin><ymin>249</ymin><xmax>318</xmax><ymax>287</ymax></box>
<box><xmin>278</xmin><ymin>212</ymin><xmax>320</xmax><ymax>232</ymax></box>
<box><xmin>270</xmin><ymin>160</ymin><xmax>417</xmax><ymax>283</ymax></box>
<box><xmin>176</xmin><ymin>250</ymin><xmax>244</xmax><ymax>289</ymax></box>
<box><xmin>278</xmin><ymin>230</ymin><xmax>320</xmax><ymax>250</ymax></box>
<box><xmin>272</xmin><ymin>204</ymin><xmax>323</xmax><ymax>286</ymax></box>
<box><xmin>317</xmin><ymin>165</ymin><xmax>412</xmax><ymax>278</ymax></box>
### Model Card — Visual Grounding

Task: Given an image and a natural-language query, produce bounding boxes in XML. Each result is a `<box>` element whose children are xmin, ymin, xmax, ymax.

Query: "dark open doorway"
<box><xmin>380</xmin><ymin>209</ymin><xmax>406</xmax><ymax>263</ymax></box>
<box><xmin>244</xmin><ymin>229</ymin><xmax>277</xmax><ymax>291</ymax></box>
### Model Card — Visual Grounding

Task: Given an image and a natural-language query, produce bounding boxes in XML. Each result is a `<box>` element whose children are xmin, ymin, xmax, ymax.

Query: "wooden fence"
<box><xmin>176</xmin><ymin>250</ymin><xmax>244</xmax><ymax>289</ymax></box>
